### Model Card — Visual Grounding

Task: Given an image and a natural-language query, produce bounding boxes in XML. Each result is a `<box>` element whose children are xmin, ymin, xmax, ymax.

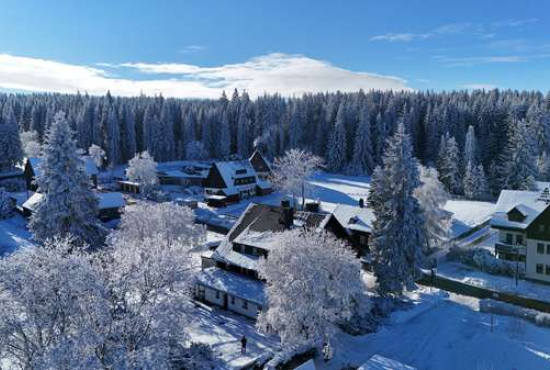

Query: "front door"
<box><xmin>223</xmin><ymin>293</ymin><xmax>228</xmax><ymax>309</ymax></box>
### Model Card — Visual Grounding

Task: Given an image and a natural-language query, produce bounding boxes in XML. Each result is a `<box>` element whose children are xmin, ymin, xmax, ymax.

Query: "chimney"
<box><xmin>280</xmin><ymin>199</ymin><xmax>294</xmax><ymax>229</ymax></box>
<box><xmin>358</xmin><ymin>198</ymin><xmax>365</xmax><ymax>208</ymax></box>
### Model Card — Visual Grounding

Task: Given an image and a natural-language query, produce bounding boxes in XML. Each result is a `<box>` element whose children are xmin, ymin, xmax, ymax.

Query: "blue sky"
<box><xmin>0</xmin><ymin>0</ymin><xmax>548</xmax><ymax>97</ymax></box>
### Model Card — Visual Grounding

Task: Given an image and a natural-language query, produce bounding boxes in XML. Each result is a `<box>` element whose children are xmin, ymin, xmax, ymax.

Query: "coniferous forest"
<box><xmin>1</xmin><ymin>88</ymin><xmax>549</xmax><ymax>197</ymax></box>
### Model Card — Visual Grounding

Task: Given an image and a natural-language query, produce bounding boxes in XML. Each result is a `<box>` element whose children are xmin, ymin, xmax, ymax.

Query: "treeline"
<box><xmin>1</xmin><ymin>88</ymin><xmax>550</xmax><ymax>197</ymax></box>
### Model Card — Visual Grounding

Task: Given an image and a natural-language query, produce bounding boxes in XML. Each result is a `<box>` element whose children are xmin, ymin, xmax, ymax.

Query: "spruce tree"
<box><xmin>502</xmin><ymin>118</ymin><xmax>538</xmax><ymax>190</ymax></box>
<box><xmin>0</xmin><ymin>104</ymin><xmax>24</xmax><ymax>171</ymax></box>
<box><xmin>327</xmin><ymin>103</ymin><xmax>348</xmax><ymax>172</ymax></box>
<box><xmin>29</xmin><ymin>112</ymin><xmax>105</xmax><ymax>247</ymax></box>
<box><xmin>370</xmin><ymin>123</ymin><xmax>426</xmax><ymax>295</ymax></box>
<box><xmin>437</xmin><ymin>133</ymin><xmax>461</xmax><ymax>194</ymax></box>
<box><xmin>348</xmin><ymin>105</ymin><xmax>374</xmax><ymax>175</ymax></box>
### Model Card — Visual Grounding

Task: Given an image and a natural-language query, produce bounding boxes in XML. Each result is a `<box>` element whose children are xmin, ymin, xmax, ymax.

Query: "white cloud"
<box><xmin>370</xmin><ymin>33</ymin><xmax>431</xmax><ymax>42</ymax></box>
<box><xmin>461</xmin><ymin>83</ymin><xmax>497</xmax><ymax>90</ymax></box>
<box><xmin>179</xmin><ymin>45</ymin><xmax>207</xmax><ymax>54</ymax></box>
<box><xmin>0</xmin><ymin>53</ymin><xmax>410</xmax><ymax>98</ymax></box>
<box><xmin>434</xmin><ymin>55</ymin><xmax>527</xmax><ymax>67</ymax></box>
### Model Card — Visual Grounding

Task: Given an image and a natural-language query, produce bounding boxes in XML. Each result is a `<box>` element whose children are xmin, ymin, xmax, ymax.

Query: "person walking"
<box><xmin>240</xmin><ymin>335</ymin><xmax>248</xmax><ymax>355</ymax></box>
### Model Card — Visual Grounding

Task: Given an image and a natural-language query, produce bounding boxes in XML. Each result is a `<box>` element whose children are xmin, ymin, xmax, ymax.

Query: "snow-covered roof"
<box><xmin>22</xmin><ymin>192</ymin><xmax>124</xmax><ymax>213</ymax></box>
<box><xmin>97</xmin><ymin>192</ymin><xmax>125</xmax><ymax>210</ymax></box>
<box><xmin>358</xmin><ymin>355</ymin><xmax>417</xmax><ymax>370</ymax></box>
<box><xmin>27</xmin><ymin>156</ymin><xmax>98</xmax><ymax>178</ymax></box>
<box><xmin>22</xmin><ymin>192</ymin><xmax>44</xmax><ymax>212</ymax></box>
<box><xmin>196</xmin><ymin>267</ymin><xmax>266</xmax><ymax>305</ymax></box>
<box><xmin>295</xmin><ymin>360</ymin><xmax>316</xmax><ymax>370</ymax></box>
<box><xmin>490</xmin><ymin>190</ymin><xmax>549</xmax><ymax>230</ymax></box>
<box><xmin>331</xmin><ymin>204</ymin><xmax>376</xmax><ymax>234</ymax></box>
<box><xmin>213</xmin><ymin>203</ymin><xmax>330</xmax><ymax>271</ymax></box>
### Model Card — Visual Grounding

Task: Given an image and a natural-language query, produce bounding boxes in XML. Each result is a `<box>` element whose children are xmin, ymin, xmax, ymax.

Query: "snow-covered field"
<box><xmin>314</xmin><ymin>289</ymin><xmax>550</xmax><ymax>370</ymax></box>
<box><xmin>0</xmin><ymin>214</ymin><xmax>34</xmax><ymax>256</ymax></box>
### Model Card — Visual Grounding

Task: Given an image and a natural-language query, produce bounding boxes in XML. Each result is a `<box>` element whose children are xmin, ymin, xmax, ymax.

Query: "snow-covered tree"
<box><xmin>0</xmin><ymin>188</ymin><xmax>14</xmax><ymax>219</ymax></box>
<box><xmin>538</xmin><ymin>151</ymin><xmax>550</xmax><ymax>181</ymax></box>
<box><xmin>437</xmin><ymin>133</ymin><xmax>462</xmax><ymax>194</ymax></box>
<box><xmin>185</xmin><ymin>140</ymin><xmax>208</xmax><ymax>160</ymax></box>
<box><xmin>348</xmin><ymin>105</ymin><xmax>374</xmax><ymax>175</ymax></box>
<box><xmin>271</xmin><ymin>149</ymin><xmax>324</xmax><ymax>209</ymax></box>
<box><xmin>0</xmin><ymin>104</ymin><xmax>24</xmax><ymax>171</ymax></box>
<box><xmin>126</xmin><ymin>151</ymin><xmax>159</xmax><ymax>195</ymax></box>
<box><xmin>414</xmin><ymin>166</ymin><xmax>451</xmax><ymax>252</ymax></box>
<box><xmin>501</xmin><ymin>118</ymin><xmax>538</xmax><ymax>191</ymax></box>
<box><xmin>109</xmin><ymin>201</ymin><xmax>205</xmax><ymax>248</ymax></box>
<box><xmin>369</xmin><ymin>123</ymin><xmax>426</xmax><ymax>295</ymax></box>
<box><xmin>327</xmin><ymin>103</ymin><xmax>348</xmax><ymax>172</ymax></box>
<box><xmin>463</xmin><ymin>125</ymin><xmax>477</xmax><ymax>166</ymax></box>
<box><xmin>20</xmin><ymin>130</ymin><xmax>42</xmax><ymax>158</ymax></box>
<box><xmin>29</xmin><ymin>112</ymin><xmax>105</xmax><ymax>247</ymax></box>
<box><xmin>88</xmin><ymin>144</ymin><xmax>106</xmax><ymax>168</ymax></box>
<box><xmin>0</xmin><ymin>222</ymin><xmax>212</xmax><ymax>369</ymax></box>
<box><xmin>257</xmin><ymin>229</ymin><xmax>365</xmax><ymax>346</ymax></box>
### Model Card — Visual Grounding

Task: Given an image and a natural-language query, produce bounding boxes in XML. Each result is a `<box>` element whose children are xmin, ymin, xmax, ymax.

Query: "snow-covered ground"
<box><xmin>438</xmin><ymin>261</ymin><xmax>550</xmax><ymax>304</ymax></box>
<box><xmin>314</xmin><ymin>289</ymin><xmax>550</xmax><ymax>370</ymax></box>
<box><xmin>0</xmin><ymin>214</ymin><xmax>34</xmax><ymax>256</ymax></box>
<box><xmin>184</xmin><ymin>302</ymin><xmax>279</xmax><ymax>369</ymax></box>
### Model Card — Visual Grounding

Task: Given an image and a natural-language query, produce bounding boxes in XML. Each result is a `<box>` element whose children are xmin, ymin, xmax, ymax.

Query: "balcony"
<box><xmin>495</xmin><ymin>242</ymin><xmax>526</xmax><ymax>257</ymax></box>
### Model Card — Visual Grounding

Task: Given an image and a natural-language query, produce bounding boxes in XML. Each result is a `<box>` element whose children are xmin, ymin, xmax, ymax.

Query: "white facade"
<box><xmin>526</xmin><ymin>238</ymin><xmax>550</xmax><ymax>283</ymax></box>
<box><xmin>195</xmin><ymin>284</ymin><xmax>262</xmax><ymax>319</ymax></box>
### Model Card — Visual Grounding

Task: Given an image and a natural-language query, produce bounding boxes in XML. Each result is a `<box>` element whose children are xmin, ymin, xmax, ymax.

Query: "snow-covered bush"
<box><xmin>0</xmin><ymin>188</ymin><xmax>14</xmax><ymax>219</ymax></box>
<box><xmin>451</xmin><ymin>247</ymin><xmax>525</xmax><ymax>278</ymax></box>
<box><xmin>479</xmin><ymin>299</ymin><xmax>550</xmax><ymax>329</ymax></box>
<box><xmin>88</xmin><ymin>144</ymin><xmax>106</xmax><ymax>168</ymax></box>
<box><xmin>171</xmin><ymin>342</ymin><xmax>220</xmax><ymax>370</ymax></box>
<box><xmin>146</xmin><ymin>189</ymin><xmax>171</xmax><ymax>203</ymax></box>
<box><xmin>20</xmin><ymin>130</ymin><xmax>42</xmax><ymax>157</ymax></box>
<box><xmin>263</xmin><ymin>343</ymin><xmax>315</xmax><ymax>370</ymax></box>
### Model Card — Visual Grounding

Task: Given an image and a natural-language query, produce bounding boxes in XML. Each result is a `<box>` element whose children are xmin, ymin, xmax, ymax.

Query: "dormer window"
<box><xmin>235</xmin><ymin>169</ymin><xmax>247</xmax><ymax>175</ymax></box>
<box><xmin>349</xmin><ymin>216</ymin><xmax>359</xmax><ymax>225</ymax></box>
<box><xmin>507</xmin><ymin>207</ymin><xmax>527</xmax><ymax>222</ymax></box>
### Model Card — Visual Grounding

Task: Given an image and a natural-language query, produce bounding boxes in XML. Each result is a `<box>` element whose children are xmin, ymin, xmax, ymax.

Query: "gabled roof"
<box><xmin>490</xmin><ymin>190</ymin><xmax>548</xmax><ymax>230</ymax></box>
<box><xmin>22</xmin><ymin>191</ymin><xmax>124</xmax><ymax>213</ymax></box>
<box><xmin>26</xmin><ymin>156</ymin><xmax>99</xmax><ymax>178</ymax></box>
<box><xmin>212</xmin><ymin>203</ymin><xmax>330</xmax><ymax>271</ymax></box>
<box><xmin>331</xmin><ymin>204</ymin><xmax>376</xmax><ymax>234</ymax></box>
<box><xmin>249</xmin><ymin>149</ymin><xmax>271</xmax><ymax>173</ymax></box>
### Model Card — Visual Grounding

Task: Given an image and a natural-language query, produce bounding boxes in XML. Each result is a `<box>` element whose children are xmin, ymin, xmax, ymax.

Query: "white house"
<box><xmin>195</xmin><ymin>200</ymin><xmax>330</xmax><ymax>318</ymax></box>
<box><xmin>490</xmin><ymin>187</ymin><xmax>550</xmax><ymax>283</ymax></box>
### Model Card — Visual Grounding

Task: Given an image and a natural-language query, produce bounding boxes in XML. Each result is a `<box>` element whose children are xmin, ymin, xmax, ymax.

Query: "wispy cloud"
<box><xmin>370</xmin><ymin>33</ymin><xmax>431</xmax><ymax>42</ymax></box>
<box><xmin>493</xmin><ymin>18</ymin><xmax>538</xmax><ymax>28</ymax></box>
<box><xmin>178</xmin><ymin>45</ymin><xmax>207</xmax><ymax>54</ymax></box>
<box><xmin>461</xmin><ymin>83</ymin><xmax>498</xmax><ymax>90</ymax></box>
<box><xmin>0</xmin><ymin>53</ymin><xmax>411</xmax><ymax>98</ymax></box>
<box><xmin>434</xmin><ymin>55</ymin><xmax>528</xmax><ymax>67</ymax></box>
<box><xmin>371</xmin><ymin>18</ymin><xmax>538</xmax><ymax>43</ymax></box>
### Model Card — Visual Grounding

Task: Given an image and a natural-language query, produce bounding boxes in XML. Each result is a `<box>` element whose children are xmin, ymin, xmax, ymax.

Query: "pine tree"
<box><xmin>327</xmin><ymin>103</ymin><xmax>348</xmax><ymax>172</ymax></box>
<box><xmin>0</xmin><ymin>104</ymin><xmax>24</xmax><ymax>171</ymax></box>
<box><xmin>348</xmin><ymin>105</ymin><xmax>374</xmax><ymax>175</ymax></box>
<box><xmin>501</xmin><ymin>118</ymin><xmax>538</xmax><ymax>190</ymax></box>
<box><xmin>473</xmin><ymin>164</ymin><xmax>489</xmax><ymax>200</ymax></box>
<box><xmin>29</xmin><ymin>112</ymin><xmax>105</xmax><ymax>247</ymax></box>
<box><xmin>538</xmin><ymin>151</ymin><xmax>550</xmax><ymax>181</ymax></box>
<box><xmin>463</xmin><ymin>125</ymin><xmax>477</xmax><ymax>166</ymax></box>
<box><xmin>370</xmin><ymin>123</ymin><xmax>426</xmax><ymax>295</ymax></box>
<box><xmin>437</xmin><ymin>133</ymin><xmax>461</xmax><ymax>194</ymax></box>
<box><xmin>217</xmin><ymin>109</ymin><xmax>231</xmax><ymax>159</ymax></box>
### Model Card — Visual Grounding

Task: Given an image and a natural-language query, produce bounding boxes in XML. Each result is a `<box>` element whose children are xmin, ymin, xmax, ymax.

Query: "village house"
<box><xmin>195</xmin><ymin>199</ymin><xmax>373</xmax><ymax>318</ymax></box>
<box><xmin>203</xmin><ymin>158</ymin><xmax>272</xmax><ymax>207</ymax></box>
<box><xmin>21</xmin><ymin>191</ymin><xmax>125</xmax><ymax>221</ymax></box>
<box><xmin>196</xmin><ymin>200</ymin><xmax>333</xmax><ymax>318</ymax></box>
<box><xmin>157</xmin><ymin>163</ymin><xmax>211</xmax><ymax>187</ymax></box>
<box><xmin>248</xmin><ymin>149</ymin><xmax>272</xmax><ymax>180</ymax></box>
<box><xmin>24</xmin><ymin>156</ymin><xmax>99</xmax><ymax>191</ymax></box>
<box><xmin>490</xmin><ymin>187</ymin><xmax>550</xmax><ymax>283</ymax></box>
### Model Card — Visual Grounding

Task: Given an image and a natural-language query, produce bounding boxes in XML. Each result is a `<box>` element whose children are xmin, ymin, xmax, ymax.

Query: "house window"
<box><xmin>243</xmin><ymin>300</ymin><xmax>248</xmax><ymax>309</ymax></box>
<box><xmin>538</xmin><ymin>243</ymin><xmax>545</xmax><ymax>254</ymax></box>
<box><xmin>506</xmin><ymin>233</ymin><xmax>513</xmax><ymax>244</ymax></box>
<box><xmin>516</xmin><ymin>234</ymin><xmax>523</xmax><ymax>245</ymax></box>
<box><xmin>215</xmin><ymin>290</ymin><xmax>220</xmax><ymax>299</ymax></box>
<box><xmin>359</xmin><ymin>235</ymin><xmax>368</xmax><ymax>246</ymax></box>
<box><xmin>230</xmin><ymin>296</ymin><xmax>235</xmax><ymax>305</ymax></box>
<box><xmin>547</xmin><ymin>245</ymin><xmax>550</xmax><ymax>255</ymax></box>
<box><xmin>546</xmin><ymin>265</ymin><xmax>550</xmax><ymax>276</ymax></box>
<box><xmin>540</xmin><ymin>225</ymin><xmax>546</xmax><ymax>232</ymax></box>
<box><xmin>537</xmin><ymin>264</ymin><xmax>544</xmax><ymax>274</ymax></box>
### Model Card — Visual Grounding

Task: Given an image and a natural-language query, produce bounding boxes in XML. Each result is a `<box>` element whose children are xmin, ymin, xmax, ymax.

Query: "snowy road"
<box><xmin>316</xmin><ymin>293</ymin><xmax>550</xmax><ymax>370</ymax></box>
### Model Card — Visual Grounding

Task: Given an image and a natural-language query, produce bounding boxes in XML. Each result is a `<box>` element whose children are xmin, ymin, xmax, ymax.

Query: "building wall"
<box><xmin>526</xmin><ymin>238</ymin><xmax>550</xmax><ymax>283</ymax></box>
<box><xmin>195</xmin><ymin>283</ymin><xmax>261</xmax><ymax>319</ymax></box>
<box><xmin>498</xmin><ymin>229</ymin><xmax>526</xmax><ymax>245</ymax></box>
